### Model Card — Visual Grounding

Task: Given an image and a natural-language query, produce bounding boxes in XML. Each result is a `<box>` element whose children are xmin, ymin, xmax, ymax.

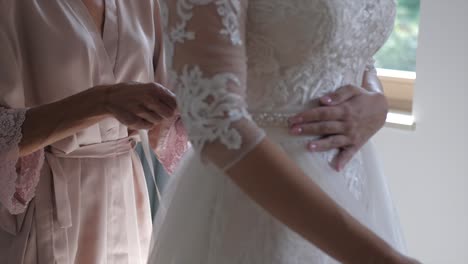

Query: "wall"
<box><xmin>374</xmin><ymin>0</ymin><xmax>468</xmax><ymax>263</ymax></box>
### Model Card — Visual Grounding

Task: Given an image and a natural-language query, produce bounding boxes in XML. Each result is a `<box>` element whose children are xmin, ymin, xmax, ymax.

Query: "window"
<box><xmin>375</xmin><ymin>0</ymin><xmax>420</xmax><ymax>72</ymax></box>
<box><xmin>375</xmin><ymin>0</ymin><xmax>420</xmax><ymax>115</ymax></box>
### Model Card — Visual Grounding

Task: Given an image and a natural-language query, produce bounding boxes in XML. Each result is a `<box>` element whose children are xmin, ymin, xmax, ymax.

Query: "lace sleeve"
<box><xmin>0</xmin><ymin>108</ymin><xmax>44</xmax><ymax>215</ymax></box>
<box><xmin>164</xmin><ymin>0</ymin><xmax>265</xmax><ymax>170</ymax></box>
<box><xmin>0</xmin><ymin>12</ymin><xmax>44</xmax><ymax>215</ymax></box>
<box><xmin>150</xmin><ymin>117</ymin><xmax>189</xmax><ymax>174</ymax></box>
<box><xmin>149</xmin><ymin>0</ymin><xmax>189</xmax><ymax>175</ymax></box>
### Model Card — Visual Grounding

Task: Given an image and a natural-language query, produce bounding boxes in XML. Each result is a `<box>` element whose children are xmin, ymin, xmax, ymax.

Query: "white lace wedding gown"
<box><xmin>149</xmin><ymin>0</ymin><xmax>405</xmax><ymax>263</ymax></box>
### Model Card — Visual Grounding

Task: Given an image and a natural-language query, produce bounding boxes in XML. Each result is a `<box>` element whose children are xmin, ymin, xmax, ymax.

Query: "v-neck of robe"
<box><xmin>73</xmin><ymin>0</ymin><xmax>120</xmax><ymax>77</ymax></box>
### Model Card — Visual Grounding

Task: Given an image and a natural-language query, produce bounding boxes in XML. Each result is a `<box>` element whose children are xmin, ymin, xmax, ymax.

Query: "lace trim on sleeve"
<box><xmin>0</xmin><ymin>107</ymin><xmax>44</xmax><ymax>215</ymax></box>
<box><xmin>176</xmin><ymin>65</ymin><xmax>266</xmax><ymax>169</ymax></box>
<box><xmin>178</xmin><ymin>65</ymin><xmax>252</xmax><ymax>152</ymax></box>
<box><xmin>14</xmin><ymin>150</ymin><xmax>44</xmax><ymax>210</ymax></box>
<box><xmin>152</xmin><ymin>116</ymin><xmax>190</xmax><ymax>175</ymax></box>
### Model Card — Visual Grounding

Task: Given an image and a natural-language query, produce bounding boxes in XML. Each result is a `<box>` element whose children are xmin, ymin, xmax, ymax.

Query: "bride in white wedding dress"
<box><xmin>149</xmin><ymin>0</ymin><xmax>419</xmax><ymax>263</ymax></box>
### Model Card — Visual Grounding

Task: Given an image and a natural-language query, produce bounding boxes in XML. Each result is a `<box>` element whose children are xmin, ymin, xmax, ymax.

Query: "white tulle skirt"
<box><xmin>148</xmin><ymin>127</ymin><xmax>406</xmax><ymax>263</ymax></box>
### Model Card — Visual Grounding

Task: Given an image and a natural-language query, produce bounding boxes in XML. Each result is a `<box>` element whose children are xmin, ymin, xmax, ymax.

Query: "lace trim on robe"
<box><xmin>0</xmin><ymin>107</ymin><xmax>44</xmax><ymax>215</ymax></box>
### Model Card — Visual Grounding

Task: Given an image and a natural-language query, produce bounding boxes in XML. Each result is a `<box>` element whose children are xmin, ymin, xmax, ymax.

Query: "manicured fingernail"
<box><xmin>308</xmin><ymin>143</ymin><xmax>317</xmax><ymax>151</ymax></box>
<box><xmin>322</xmin><ymin>96</ymin><xmax>333</xmax><ymax>104</ymax></box>
<box><xmin>290</xmin><ymin>127</ymin><xmax>303</xmax><ymax>135</ymax></box>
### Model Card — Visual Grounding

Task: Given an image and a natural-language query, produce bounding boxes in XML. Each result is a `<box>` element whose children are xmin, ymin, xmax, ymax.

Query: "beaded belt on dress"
<box><xmin>252</xmin><ymin>112</ymin><xmax>294</xmax><ymax>127</ymax></box>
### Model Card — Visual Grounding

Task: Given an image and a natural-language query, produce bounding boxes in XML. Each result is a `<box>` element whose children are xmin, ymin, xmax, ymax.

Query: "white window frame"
<box><xmin>378</xmin><ymin>68</ymin><xmax>416</xmax><ymax>129</ymax></box>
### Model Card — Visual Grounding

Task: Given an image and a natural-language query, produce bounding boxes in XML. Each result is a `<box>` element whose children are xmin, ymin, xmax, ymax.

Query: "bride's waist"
<box><xmin>265</xmin><ymin>128</ymin><xmax>320</xmax><ymax>145</ymax></box>
<box><xmin>251</xmin><ymin>112</ymin><xmax>293</xmax><ymax>128</ymax></box>
<box><xmin>249</xmin><ymin>99</ymin><xmax>321</xmax><ymax>127</ymax></box>
<box><xmin>251</xmin><ymin>112</ymin><xmax>321</xmax><ymax>143</ymax></box>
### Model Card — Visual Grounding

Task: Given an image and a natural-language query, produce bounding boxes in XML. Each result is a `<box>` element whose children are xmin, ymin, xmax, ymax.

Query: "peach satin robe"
<box><xmin>0</xmin><ymin>1</ymin><xmax>177</xmax><ymax>263</ymax></box>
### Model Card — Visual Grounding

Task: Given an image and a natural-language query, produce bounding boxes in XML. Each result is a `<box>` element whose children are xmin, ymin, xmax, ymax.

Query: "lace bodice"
<box><xmin>162</xmin><ymin>0</ymin><xmax>396</xmax><ymax>171</ymax></box>
<box><xmin>246</xmin><ymin>0</ymin><xmax>396</xmax><ymax>113</ymax></box>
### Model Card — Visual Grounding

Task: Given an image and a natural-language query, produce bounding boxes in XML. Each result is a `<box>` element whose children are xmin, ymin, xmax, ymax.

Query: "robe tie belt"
<box><xmin>45</xmin><ymin>137</ymin><xmax>138</xmax><ymax>228</ymax></box>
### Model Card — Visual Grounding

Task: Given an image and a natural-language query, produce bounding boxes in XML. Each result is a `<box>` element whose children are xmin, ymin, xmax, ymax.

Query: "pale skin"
<box><xmin>18</xmin><ymin>1</ymin><xmax>418</xmax><ymax>263</ymax></box>
<box><xmin>289</xmin><ymin>69</ymin><xmax>389</xmax><ymax>172</ymax></box>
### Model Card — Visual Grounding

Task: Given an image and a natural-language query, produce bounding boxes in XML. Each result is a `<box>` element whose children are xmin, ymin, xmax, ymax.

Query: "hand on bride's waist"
<box><xmin>287</xmin><ymin>84</ymin><xmax>388</xmax><ymax>172</ymax></box>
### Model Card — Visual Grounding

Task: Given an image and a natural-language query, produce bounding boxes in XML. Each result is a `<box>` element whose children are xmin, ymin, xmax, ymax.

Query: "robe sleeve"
<box><xmin>0</xmin><ymin>3</ymin><xmax>44</xmax><ymax>215</ymax></box>
<box><xmin>149</xmin><ymin>0</ymin><xmax>189</xmax><ymax>174</ymax></box>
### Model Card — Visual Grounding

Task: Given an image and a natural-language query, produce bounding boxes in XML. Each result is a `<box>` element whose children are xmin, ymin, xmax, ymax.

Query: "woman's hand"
<box><xmin>288</xmin><ymin>85</ymin><xmax>388</xmax><ymax>171</ymax></box>
<box><xmin>19</xmin><ymin>82</ymin><xmax>177</xmax><ymax>156</ymax></box>
<box><xmin>101</xmin><ymin>82</ymin><xmax>177</xmax><ymax>130</ymax></box>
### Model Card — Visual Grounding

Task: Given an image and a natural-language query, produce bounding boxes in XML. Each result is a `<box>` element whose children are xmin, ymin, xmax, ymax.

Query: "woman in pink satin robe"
<box><xmin>0</xmin><ymin>1</ymin><xmax>184</xmax><ymax>263</ymax></box>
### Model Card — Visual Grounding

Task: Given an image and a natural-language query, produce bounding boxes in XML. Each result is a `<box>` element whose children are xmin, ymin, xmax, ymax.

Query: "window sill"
<box><xmin>378</xmin><ymin>68</ymin><xmax>415</xmax><ymax>113</ymax></box>
<box><xmin>377</xmin><ymin>69</ymin><xmax>416</xmax><ymax>130</ymax></box>
<box><xmin>385</xmin><ymin>111</ymin><xmax>416</xmax><ymax>130</ymax></box>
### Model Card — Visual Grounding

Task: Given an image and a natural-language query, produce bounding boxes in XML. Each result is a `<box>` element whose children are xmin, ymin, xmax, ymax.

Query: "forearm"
<box><xmin>228</xmin><ymin>139</ymin><xmax>398</xmax><ymax>263</ymax></box>
<box><xmin>19</xmin><ymin>86</ymin><xmax>109</xmax><ymax>156</ymax></box>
